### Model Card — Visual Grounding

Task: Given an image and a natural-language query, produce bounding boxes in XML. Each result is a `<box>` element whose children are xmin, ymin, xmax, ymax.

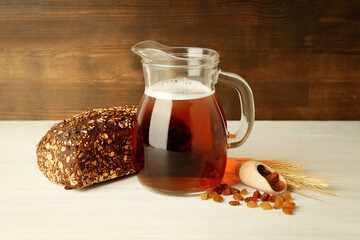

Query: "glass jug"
<box><xmin>131</xmin><ymin>41</ymin><xmax>254</xmax><ymax>194</ymax></box>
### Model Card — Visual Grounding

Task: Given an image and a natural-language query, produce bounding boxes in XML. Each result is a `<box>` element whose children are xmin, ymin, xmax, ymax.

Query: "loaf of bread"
<box><xmin>36</xmin><ymin>106</ymin><xmax>138</xmax><ymax>189</ymax></box>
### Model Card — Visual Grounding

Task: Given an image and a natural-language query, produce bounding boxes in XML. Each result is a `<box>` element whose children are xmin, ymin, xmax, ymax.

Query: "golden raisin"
<box><xmin>266</xmin><ymin>172</ymin><xmax>279</xmax><ymax>184</ymax></box>
<box><xmin>282</xmin><ymin>201</ymin><xmax>296</xmax><ymax>210</ymax></box>
<box><xmin>233</xmin><ymin>193</ymin><xmax>244</xmax><ymax>201</ymax></box>
<box><xmin>274</xmin><ymin>196</ymin><xmax>284</xmax><ymax>209</ymax></box>
<box><xmin>245</xmin><ymin>196</ymin><xmax>257</xmax><ymax>202</ymax></box>
<box><xmin>278</xmin><ymin>181</ymin><xmax>286</xmax><ymax>191</ymax></box>
<box><xmin>247</xmin><ymin>200</ymin><xmax>258</xmax><ymax>208</ymax></box>
<box><xmin>253</xmin><ymin>190</ymin><xmax>261</xmax><ymax>198</ymax></box>
<box><xmin>271</xmin><ymin>180</ymin><xmax>286</xmax><ymax>192</ymax></box>
<box><xmin>260</xmin><ymin>192</ymin><xmax>270</xmax><ymax>202</ymax></box>
<box><xmin>259</xmin><ymin>201</ymin><xmax>272</xmax><ymax>210</ymax></box>
<box><xmin>282</xmin><ymin>193</ymin><xmax>292</xmax><ymax>202</ymax></box>
<box><xmin>200</xmin><ymin>193</ymin><xmax>208</xmax><ymax>200</ymax></box>
<box><xmin>229</xmin><ymin>201</ymin><xmax>240</xmax><ymax>206</ymax></box>
<box><xmin>213</xmin><ymin>194</ymin><xmax>224</xmax><ymax>203</ymax></box>
<box><xmin>207</xmin><ymin>191</ymin><xmax>216</xmax><ymax>199</ymax></box>
<box><xmin>282</xmin><ymin>208</ymin><xmax>293</xmax><ymax>215</ymax></box>
<box><xmin>230</xmin><ymin>187</ymin><xmax>240</xmax><ymax>194</ymax></box>
<box><xmin>221</xmin><ymin>189</ymin><xmax>231</xmax><ymax>196</ymax></box>
<box><xmin>240</xmin><ymin>188</ymin><xmax>248</xmax><ymax>195</ymax></box>
<box><xmin>269</xmin><ymin>195</ymin><xmax>276</xmax><ymax>202</ymax></box>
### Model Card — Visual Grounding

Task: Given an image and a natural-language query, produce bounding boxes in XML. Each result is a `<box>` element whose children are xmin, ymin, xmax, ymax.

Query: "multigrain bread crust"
<box><xmin>36</xmin><ymin>106</ymin><xmax>138</xmax><ymax>189</ymax></box>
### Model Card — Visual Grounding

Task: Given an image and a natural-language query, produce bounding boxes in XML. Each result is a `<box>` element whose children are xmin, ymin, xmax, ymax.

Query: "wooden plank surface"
<box><xmin>1</xmin><ymin>121</ymin><xmax>359</xmax><ymax>239</ymax></box>
<box><xmin>0</xmin><ymin>0</ymin><xmax>359</xmax><ymax>120</ymax></box>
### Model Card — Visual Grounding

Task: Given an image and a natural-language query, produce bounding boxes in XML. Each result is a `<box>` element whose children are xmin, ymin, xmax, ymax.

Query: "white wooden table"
<box><xmin>0</xmin><ymin>121</ymin><xmax>359</xmax><ymax>239</ymax></box>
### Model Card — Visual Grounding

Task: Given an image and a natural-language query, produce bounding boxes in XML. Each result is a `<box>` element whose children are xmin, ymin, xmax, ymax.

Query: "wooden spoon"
<box><xmin>238</xmin><ymin>160</ymin><xmax>287</xmax><ymax>195</ymax></box>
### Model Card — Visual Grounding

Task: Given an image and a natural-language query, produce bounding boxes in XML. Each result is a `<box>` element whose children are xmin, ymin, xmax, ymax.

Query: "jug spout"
<box><xmin>131</xmin><ymin>40</ymin><xmax>219</xmax><ymax>67</ymax></box>
<box><xmin>131</xmin><ymin>41</ymin><xmax>174</xmax><ymax>64</ymax></box>
<box><xmin>131</xmin><ymin>40</ymin><xmax>168</xmax><ymax>54</ymax></box>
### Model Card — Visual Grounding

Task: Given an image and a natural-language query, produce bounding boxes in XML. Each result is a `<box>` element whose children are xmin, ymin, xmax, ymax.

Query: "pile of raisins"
<box><xmin>257</xmin><ymin>165</ymin><xmax>286</xmax><ymax>192</ymax></box>
<box><xmin>200</xmin><ymin>183</ymin><xmax>296</xmax><ymax>215</ymax></box>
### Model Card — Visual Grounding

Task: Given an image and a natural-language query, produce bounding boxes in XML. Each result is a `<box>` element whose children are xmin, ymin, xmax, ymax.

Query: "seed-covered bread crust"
<box><xmin>36</xmin><ymin>106</ymin><xmax>138</xmax><ymax>189</ymax></box>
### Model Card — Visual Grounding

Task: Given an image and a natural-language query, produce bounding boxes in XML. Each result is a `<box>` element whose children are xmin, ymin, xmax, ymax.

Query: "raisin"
<box><xmin>217</xmin><ymin>183</ymin><xmax>230</xmax><ymax>190</ymax></box>
<box><xmin>230</xmin><ymin>187</ymin><xmax>240</xmax><ymax>194</ymax></box>
<box><xmin>240</xmin><ymin>188</ymin><xmax>248</xmax><ymax>195</ymax></box>
<box><xmin>207</xmin><ymin>191</ymin><xmax>216</xmax><ymax>199</ymax></box>
<box><xmin>266</xmin><ymin>172</ymin><xmax>279</xmax><ymax>184</ymax></box>
<box><xmin>262</xmin><ymin>169</ymin><xmax>272</xmax><ymax>176</ymax></box>
<box><xmin>253</xmin><ymin>190</ymin><xmax>261</xmax><ymax>198</ymax></box>
<box><xmin>213</xmin><ymin>185</ymin><xmax>225</xmax><ymax>194</ymax></box>
<box><xmin>200</xmin><ymin>193</ymin><xmax>208</xmax><ymax>200</ymax></box>
<box><xmin>282</xmin><ymin>208</ymin><xmax>293</xmax><ymax>215</ymax></box>
<box><xmin>260</xmin><ymin>192</ymin><xmax>270</xmax><ymax>202</ymax></box>
<box><xmin>277</xmin><ymin>181</ymin><xmax>287</xmax><ymax>191</ymax></box>
<box><xmin>270</xmin><ymin>182</ymin><xmax>277</xmax><ymax>191</ymax></box>
<box><xmin>245</xmin><ymin>196</ymin><xmax>257</xmax><ymax>202</ymax></box>
<box><xmin>229</xmin><ymin>201</ymin><xmax>240</xmax><ymax>206</ymax></box>
<box><xmin>213</xmin><ymin>194</ymin><xmax>224</xmax><ymax>203</ymax></box>
<box><xmin>247</xmin><ymin>200</ymin><xmax>258</xmax><ymax>208</ymax></box>
<box><xmin>259</xmin><ymin>201</ymin><xmax>272</xmax><ymax>210</ymax></box>
<box><xmin>221</xmin><ymin>189</ymin><xmax>231</xmax><ymax>196</ymax></box>
<box><xmin>282</xmin><ymin>193</ymin><xmax>293</xmax><ymax>202</ymax></box>
<box><xmin>282</xmin><ymin>201</ymin><xmax>296</xmax><ymax>210</ymax></box>
<box><xmin>257</xmin><ymin>165</ymin><xmax>271</xmax><ymax>177</ymax></box>
<box><xmin>233</xmin><ymin>193</ymin><xmax>244</xmax><ymax>201</ymax></box>
<box><xmin>270</xmin><ymin>180</ymin><xmax>287</xmax><ymax>192</ymax></box>
<box><xmin>269</xmin><ymin>195</ymin><xmax>276</xmax><ymax>202</ymax></box>
<box><xmin>274</xmin><ymin>196</ymin><xmax>284</xmax><ymax>209</ymax></box>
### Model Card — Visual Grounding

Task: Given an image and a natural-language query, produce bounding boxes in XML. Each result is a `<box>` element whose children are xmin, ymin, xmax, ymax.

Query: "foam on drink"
<box><xmin>145</xmin><ymin>78</ymin><xmax>214</xmax><ymax>100</ymax></box>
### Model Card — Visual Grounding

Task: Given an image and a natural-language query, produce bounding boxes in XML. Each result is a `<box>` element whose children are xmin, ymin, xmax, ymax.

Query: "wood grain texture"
<box><xmin>0</xmin><ymin>0</ymin><xmax>359</xmax><ymax>120</ymax></box>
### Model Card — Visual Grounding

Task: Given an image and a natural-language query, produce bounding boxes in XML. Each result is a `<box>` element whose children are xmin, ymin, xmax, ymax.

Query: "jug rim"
<box><xmin>132</xmin><ymin>40</ymin><xmax>219</xmax><ymax>68</ymax></box>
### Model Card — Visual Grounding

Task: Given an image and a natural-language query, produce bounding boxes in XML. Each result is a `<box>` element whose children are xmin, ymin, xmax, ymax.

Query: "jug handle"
<box><xmin>217</xmin><ymin>70</ymin><xmax>255</xmax><ymax>148</ymax></box>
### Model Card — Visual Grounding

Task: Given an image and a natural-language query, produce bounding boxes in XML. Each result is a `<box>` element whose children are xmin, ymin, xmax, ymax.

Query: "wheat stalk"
<box><xmin>228</xmin><ymin>157</ymin><xmax>337</xmax><ymax>198</ymax></box>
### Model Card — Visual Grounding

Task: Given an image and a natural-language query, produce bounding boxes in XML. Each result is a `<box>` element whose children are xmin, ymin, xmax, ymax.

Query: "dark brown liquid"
<box><xmin>132</xmin><ymin>93</ymin><xmax>228</xmax><ymax>193</ymax></box>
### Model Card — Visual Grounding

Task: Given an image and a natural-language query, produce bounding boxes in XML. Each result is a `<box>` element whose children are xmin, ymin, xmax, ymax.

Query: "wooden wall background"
<box><xmin>0</xmin><ymin>0</ymin><xmax>359</xmax><ymax>120</ymax></box>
